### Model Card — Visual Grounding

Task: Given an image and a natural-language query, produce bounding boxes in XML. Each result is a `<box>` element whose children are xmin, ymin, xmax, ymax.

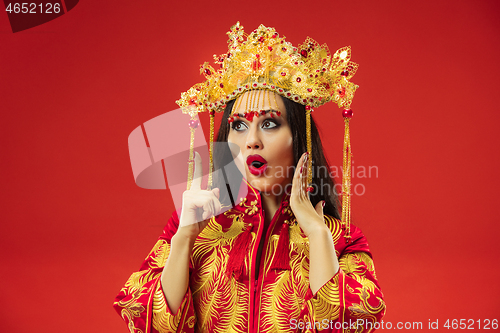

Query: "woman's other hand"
<box><xmin>177</xmin><ymin>151</ymin><xmax>221</xmax><ymax>242</ymax></box>
<box><xmin>289</xmin><ymin>152</ymin><xmax>329</xmax><ymax>238</ymax></box>
<box><xmin>290</xmin><ymin>152</ymin><xmax>339</xmax><ymax>292</ymax></box>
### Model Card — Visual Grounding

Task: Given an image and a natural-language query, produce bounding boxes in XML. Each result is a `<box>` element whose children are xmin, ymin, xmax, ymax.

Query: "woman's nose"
<box><xmin>246</xmin><ymin>126</ymin><xmax>262</xmax><ymax>150</ymax></box>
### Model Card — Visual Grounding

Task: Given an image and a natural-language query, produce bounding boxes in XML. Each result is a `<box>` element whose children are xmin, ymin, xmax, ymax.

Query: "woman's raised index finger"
<box><xmin>191</xmin><ymin>151</ymin><xmax>203</xmax><ymax>190</ymax></box>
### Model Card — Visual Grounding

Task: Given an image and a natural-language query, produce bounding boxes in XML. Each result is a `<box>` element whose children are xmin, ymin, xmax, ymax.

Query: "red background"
<box><xmin>1</xmin><ymin>0</ymin><xmax>499</xmax><ymax>331</ymax></box>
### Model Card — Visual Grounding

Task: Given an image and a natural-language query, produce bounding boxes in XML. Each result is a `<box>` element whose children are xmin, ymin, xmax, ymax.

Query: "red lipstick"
<box><xmin>246</xmin><ymin>155</ymin><xmax>268</xmax><ymax>176</ymax></box>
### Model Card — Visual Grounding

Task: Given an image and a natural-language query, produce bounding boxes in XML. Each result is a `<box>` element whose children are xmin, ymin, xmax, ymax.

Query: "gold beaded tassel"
<box><xmin>187</xmin><ymin>117</ymin><xmax>200</xmax><ymax>190</ymax></box>
<box><xmin>341</xmin><ymin>109</ymin><xmax>353</xmax><ymax>243</ymax></box>
<box><xmin>305</xmin><ymin>106</ymin><xmax>313</xmax><ymax>190</ymax></box>
<box><xmin>207</xmin><ymin>111</ymin><xmax>215</xmax><ymax>189</ymax></box>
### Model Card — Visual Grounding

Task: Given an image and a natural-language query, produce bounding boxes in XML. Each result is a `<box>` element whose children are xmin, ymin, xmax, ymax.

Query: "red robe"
<box><xmin>114</xmin><ymin>185</ymin><xmax>385</xmax><ymax>332</ymax></box>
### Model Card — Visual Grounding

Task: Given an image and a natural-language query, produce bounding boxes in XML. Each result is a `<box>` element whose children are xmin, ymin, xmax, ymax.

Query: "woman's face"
<box><xmin>228</xmin><ymin>91</ymin><xmax>294</xmax><ymax>195</ymax></box>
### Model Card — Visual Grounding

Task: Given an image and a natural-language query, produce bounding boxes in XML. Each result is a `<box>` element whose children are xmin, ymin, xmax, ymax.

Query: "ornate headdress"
<box><xmin>176</xmin><ymin>22</ymin><xmax>358</xmax><ymax>242</ymax></box>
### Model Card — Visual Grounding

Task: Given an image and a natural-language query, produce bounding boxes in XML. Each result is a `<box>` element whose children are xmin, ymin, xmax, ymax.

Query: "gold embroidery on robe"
<box><xmin>190</xmin><ymin>216</ymin><xmax>249</xmax><ymax>332</ymax></box>
<box><xmin>152</xmin><ymin>282</ymin><xmax>183</xmax><ymax>332</ymax></box>
<box><xmin>114</xmin><ymin>191</ymin><xmax>386</xmax><ymax>333</ymax></box>
<box><xmin>115</xmin><ymin>270</ymin><xmax>158</xmax><ymax>333</ymax></box>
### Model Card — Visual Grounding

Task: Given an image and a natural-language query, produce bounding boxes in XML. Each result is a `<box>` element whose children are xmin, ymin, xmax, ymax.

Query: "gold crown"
<box><xmin>176</xmin><ymin>22</ymin><xmax>358</xmax><ymax>116</ymax></box>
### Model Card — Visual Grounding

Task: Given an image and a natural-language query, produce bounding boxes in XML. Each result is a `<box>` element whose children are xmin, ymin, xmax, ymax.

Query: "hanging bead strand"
<box><xmin>187</xmin><ymin>118</ymin><xmax>199</xmax><ymax>190</ymax></box>
<box><xmin>208</xmin><ymin>110</ymin><xmax>215</xmax><ymax>189</ymax></box>
<box><xmin>342</xmin><ymin>108</ymin><xmax>353</xmax><ymax>242</ymax></box>
<box><xmin>306</xmin><ymin>106</ymin><xmax>313</xmax><ymax>192</ymax></box>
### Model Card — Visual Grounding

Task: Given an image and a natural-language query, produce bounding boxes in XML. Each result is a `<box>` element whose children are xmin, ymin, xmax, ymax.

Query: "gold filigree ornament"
<box><xmin>176</xmin><ymin>22</ymin><xmax>359</xmax><ymax>242</ymax></box>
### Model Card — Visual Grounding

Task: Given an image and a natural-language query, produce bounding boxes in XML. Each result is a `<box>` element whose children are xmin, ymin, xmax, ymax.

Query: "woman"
<box><xmin>114</xmin><ymin>23</ymin><xmax>385</xmax><ymax>333</ymax></box>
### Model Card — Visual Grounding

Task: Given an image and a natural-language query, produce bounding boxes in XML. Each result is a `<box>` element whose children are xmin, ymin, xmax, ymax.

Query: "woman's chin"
<box><xmin>247</xmin><ymin>177</ymin><xmax>290</xmax><ymax>196</ymax></box>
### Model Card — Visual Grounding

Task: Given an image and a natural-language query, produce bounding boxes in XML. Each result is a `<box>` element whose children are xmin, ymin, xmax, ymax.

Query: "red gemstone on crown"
<box><xmin>281</xmin><ymin>72</ymin><xmax>286</xmax><ymax>76</ymax></box>
<box><xmin>338</xmin><ymin>88</ymin><xmax>346</xmax><ymax>98</ymax></box>
<box><xmin>188</xmin><ymin>119</ymin><xmax>200</xmax><ymax>129</ymax></box>
<box><xmin>307</xmin><ymin>88</ymin><xmax>312</xmax><ymax>92</ymax></box>
<box><xmin>342</xmin><ymin>109</ymin><xmax>353</xmax><ymax>118</ymax></box>
<box><xmin>209</xmin><ymin>110</ymin><xmax>215</xmax><ymax>116</ymax></box>
<box><xmin>341</xmin><ymin>70</ymin><xmax>349</xmax><ymax>76</ymax></box>
<box><xmin>245</xmin><ymin>112</ymin><xmax>254</xmax><ymax>121</ymax></box>
<box><xmin>228</xmin><ymin>117</ymin><xmax>234</xmax><ymax>123</ymax></box>
<box><xmin>260</xmin><ymin>110</ymin><xmax>266</xmax><ymax>115</ymax></box>
<box><xmin>296</xmin><ymin>77</ymin><xmax>301</xmax><ymax>82</ymax></box>
<box><xmin>301</xmin><ymin>50</ymin><xmax>308</xmax><ymax>58</ymax></box>
<box><xmin>204</xmin><ymin>68</ymin><xmax>211</xmax><ymax>75</ymax></box>
<box><xmin>268</xmin><ymin>46</ymin><xmax>273</xmax><ymax>51</ymax></box>
<box><xmin>220</xmin><ymin>83</ymin><xmax>224</xmax><ymax>88</ymax></box>
<box><xmin>252</xmin><ymin>60</ymin><xmax>261</xmax><ymax>71</ymax></box>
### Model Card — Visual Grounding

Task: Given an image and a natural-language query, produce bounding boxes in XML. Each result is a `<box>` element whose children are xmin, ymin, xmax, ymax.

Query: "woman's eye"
<box><xmin>232</xmin><ymin>121</ymin><xmax>248</xmax><ymax>131</ymax></box>
<box><xmin>262</xmin><ymin>120</ymin><xmax>278</xmax><ymax>129</ymax></box>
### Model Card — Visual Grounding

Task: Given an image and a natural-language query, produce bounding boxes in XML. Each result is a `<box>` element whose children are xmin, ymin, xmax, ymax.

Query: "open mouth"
<box><xmin>246</xmin><ymin>155</ymin><xmax>268</xmax><ymax>176</ymax></box>
<box><xmin>251</xmin><ymin>161</ymin><xmax>264</xmax><ymax>168</ymax></box>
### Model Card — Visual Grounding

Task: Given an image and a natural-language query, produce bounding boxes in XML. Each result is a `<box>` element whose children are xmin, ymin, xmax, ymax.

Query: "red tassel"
<box><xmin>270</xmin><ymin>223</ymin><xmax>290</xmax><ymax>270</ymax></box>
<box><xmin>226</xmin><ymin>224</ymin><xmax>252</xmax><ymax>279</ymax></box>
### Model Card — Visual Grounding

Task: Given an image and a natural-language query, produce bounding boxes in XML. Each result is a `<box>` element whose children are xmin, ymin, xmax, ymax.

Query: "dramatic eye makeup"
<box><xmin>230</xmin><ymin>113</ymin><xmax>281</xmax><ymax>131</ymax></box>
<box><xmin>231</xmin><ymin>120</ymin><xmax>248</xmax><ymax>131</ymax></box>
<box><xmin>261</xmin><ymin>119</ymin><xmax>279</xmax><ymax>129</ymax></box>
